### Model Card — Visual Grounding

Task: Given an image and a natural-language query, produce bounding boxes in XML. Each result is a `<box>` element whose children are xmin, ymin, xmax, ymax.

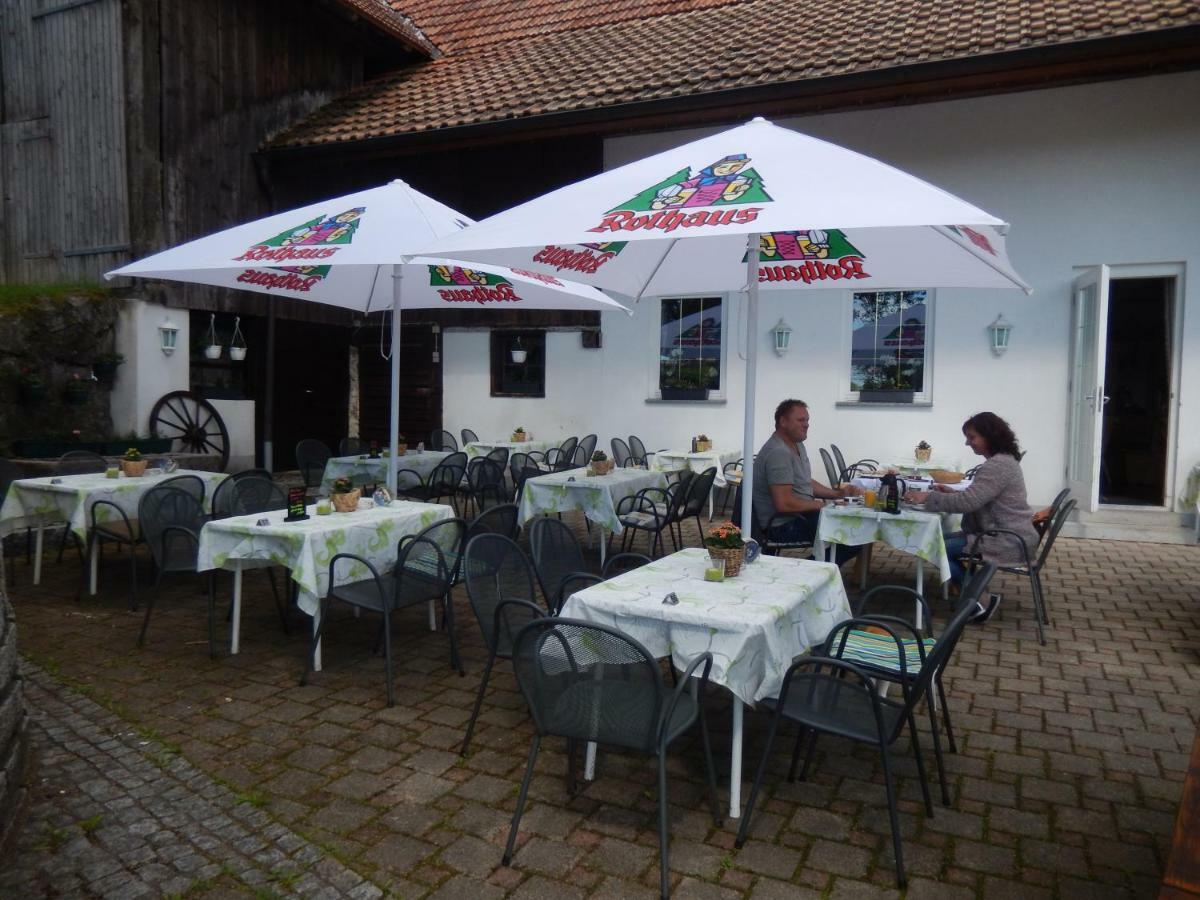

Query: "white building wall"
<box><xmin>111</xmin><ymin>299</ymin><xmax>190</xmax><ymax>438</ymax></box>
<box><xmin>442</xmin><ymin>71</ymin><xmax>1200</xmax><ymax>508</ymax></box>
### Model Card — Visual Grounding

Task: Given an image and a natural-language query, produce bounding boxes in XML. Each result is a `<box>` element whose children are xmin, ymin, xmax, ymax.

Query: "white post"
<box><xmin>739</xmin><ymin>234</ymin><xmax>761</xmax><ymax>537</ymax></box>
<box><xmin>388</xmin><ymin>267</ymin><xmax>404</xmax><ymax>494</ymax></box>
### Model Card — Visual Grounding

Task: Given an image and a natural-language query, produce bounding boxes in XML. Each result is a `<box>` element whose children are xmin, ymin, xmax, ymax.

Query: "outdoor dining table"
<box><xmin>196</xmin><ymin>499</ymin><xmax>454</xmax><ymax>668</ymax></box>
<box><xmin>517</xmin><ymin>465</ymin><xmax>667</xmax><ymax>564</ymax></box>
<box><xmin>464</xmin><ymin>439</ymin><xmax>552</xmax><ymax>458</ymax></box>
<box><xmin>320</xmin><ymin>450</ymin><xmax>451</xmax><ymax>494</ymax></box>
<box><xmin>561</xmin><ymin>547</ymin><xmax>852</xmax><ymax>818</ymax></box>
<box><xmin>652</xmin><ymin>447</ymin><xmax>741</xmax><ymax>519</ymax></box>
<box><xmin>0</xmin><ymin>468</ymin><xmax>228</xmax><ymax>590</ymax></box>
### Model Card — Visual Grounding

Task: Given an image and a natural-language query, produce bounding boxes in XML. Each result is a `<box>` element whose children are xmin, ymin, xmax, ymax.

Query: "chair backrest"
<box><xmin>830</xmin><ymin>444</ymin><xmax>848</xmax><ymax>480</ymax></box>
<box><xmin>395</xmin><ymin>517</ymin><xmax>467</xmax><ymax>601</ymax></box>
<box><xmin>212</xmin><ymin>468</ymin><xmax>271</xmax><ymax>519</ymax></box>
<box><xmin>338</xmin><ymin>437</ymin><xmax>364</xmax><ymax>456</ymax></box>
<box><xmin>577</xmin><ymin>434</ymin><xmax>597</xmax><ymax>462</ymax></box>
<box><xmin>509</xmin><ymin>452</ymin><xmax>531</xmax><ymax>483</ymax></box>
<box><xmin>463</xmin><ymin>533</ymin><xmax>542</xmax><ymax>656</ymax></box>
<box><xmin>486</xmin><ymin>446</ymin><xmax>510</xmax><ymax>468</ymax></box>
<box><xmin>627</xmin><ymin>435</ymin><xmax>648</xmax><ymax>463</ymax></box>
<box><xmin>139</xmin><ymin>485</ymin><xmax>205</xmax><ymax>572</ymax></box>
<box><xmin>1035</xmin><ymin>488</ymin><xmax>1071</xmax><ymax>538</ymax></box>
<box><xmin>818</xmin><ymin>447</ymin><xmax>840</xmax><ymax>486</ymax></box>
<box><xmin>601</xmin><ymin>552</ymin><xmax>653</xmax><ymax>579</ymax></box>
<box><xmin>467</xmin><ymin>502</ymin><xmax>520</xmax><ymax>542</ymax></box>
<box><xmin>908</xmin><ymin>564</ymin><xmax>996</xmax><ymax>699</ymax></box>
<box><xmin>512</xmin><ymin>617</ymin><xmax>664</xmax><ymax>752</ymax></box>
<box><xmin>680</xmin><ymin>467</ymin><xmax>718</xmax><ymax>519</ymax></box>
<box><xmin>231</xmin><ymin>475</ymin><xmax>286</xmax><ymax>516</ymax></box>
<box><xmin>461</xmin><ymin>428</ymin><xmax>479</xmax><ymax>446</ymax></box>
<box><xmin>428</xmin><ymin>452</ymin><xmax>468</xmax><ymax>491</ymax></box>
<box><xmin>56</xmin><ymin>450</ymin><xmax>107</xmax><ymax>475</ymax></box>
<box><xmin>467</xmin><ymin>458</ymin><xmax>506</xmax><ymax>505</ymax></box>
<box><xmin>723</xmin><ymin>459</ymin><xmax>743</xmax><ymax>482</ymax></box>
<box><xmin>295</xmin><ymin>439</ymin><xmax>332</xmax><ymax>488</ymax></box>
<box><xmin>431</xmin><ymin>430</ymin><xmax>458</xmax><ymax>452</ymax></box>
<box><xmin>610</xmin><ymin>438</ymin><xmax>632</xmax><ymax>468</ymax></box>
<box><xmin>1034</xmin><ymin>498</ymin><xmax>1075</xmax><ymax>571</ymax></box>
<box><xmin>528</xmin><ymin>516</ymin><xmax>587</xmax><ymax>611</ymax></box>
<box><xmin>514</xmin><ymin>463</ymin><xmax>544</xmax><ymax>502</ymax></box>
<box><xmin>159</xmin><ymin>474</ymin><xmax>207</xmax><ymax>504</ymax></box>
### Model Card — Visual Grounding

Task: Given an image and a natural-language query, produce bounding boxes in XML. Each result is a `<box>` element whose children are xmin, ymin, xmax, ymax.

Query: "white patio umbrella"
<box><xmin>105</xmin><ymin>180</ymin><xmax>630</xmax><ymax>490</ymax></box>
<box><xmin>414</xmin><ymin>117</ymin><xmax>1032</xmax><ymax>533</ymax></box>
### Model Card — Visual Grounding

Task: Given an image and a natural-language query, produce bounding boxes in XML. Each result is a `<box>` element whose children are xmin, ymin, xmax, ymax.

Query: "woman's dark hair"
<box><xmin>963</xmin><ymin>412</ymin><xmax>1022</xmax><ymax>459</ymax></box>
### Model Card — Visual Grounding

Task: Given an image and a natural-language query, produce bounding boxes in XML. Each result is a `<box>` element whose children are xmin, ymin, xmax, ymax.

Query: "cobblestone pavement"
<box><xmin>0</xmin><ymin>510</ymin><xmax>1197</xmax><ymax>899</ymax></box>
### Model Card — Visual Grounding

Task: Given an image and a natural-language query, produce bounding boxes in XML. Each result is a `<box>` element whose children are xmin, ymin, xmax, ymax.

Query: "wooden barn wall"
<box><xmin>0</xmin><ymin>0</ymin><xmax>129</xmax><ymax>284</ymax></box>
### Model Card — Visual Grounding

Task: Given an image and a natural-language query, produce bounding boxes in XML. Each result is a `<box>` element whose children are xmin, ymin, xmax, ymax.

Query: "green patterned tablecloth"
<box><xmin>653</xmin><ymin>448</ymin><xmax>742</xmax><ymax>487</ymax></box>
<box><xmin>561</xmin><ymin>548</ymin><xmax>851</xmax><ymax>705</ymax></box>
<box><xmin>816</xmin><ymin>505</ymin><xmax>952</xmax><ymax>583</ymax></box>
<box><xmin>519</xmin><ymin>467</ymin><xmax>668</xmax><ymax>534</ymax></box>
<box><xmin>320</xmin><ymin>451</ymin><xmax>451</xmax><ymax>494</ymax></box>
<box><xmin>197</xmin><ymin>500</ymin><xmax>453</xmax><ymax>615</ymax></box>
<box><xmin>464</xmin><ymin>440</ymin><xmax>551</xmax><ymax>459</ymax></box>
<box><xmin>0</xmin><ymin>469</ymin><xmax>228</xmax><ymax>541</ymax></box>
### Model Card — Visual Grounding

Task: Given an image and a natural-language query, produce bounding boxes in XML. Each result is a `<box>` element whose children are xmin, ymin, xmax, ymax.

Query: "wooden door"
<box><xmin>357</xmin><ymin>322</ymin><xmax>442</xmax><ymax>449</ymax></box>
<box><xmin>271</xmin><ymin>320</ymin><xmax>349</xmax><ymax>471</ymax></box>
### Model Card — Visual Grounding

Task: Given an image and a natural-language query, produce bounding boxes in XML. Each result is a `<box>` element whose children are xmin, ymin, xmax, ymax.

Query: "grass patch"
<box><xmin>77</xmin><ymin>814</ymin><xmax>103</xmax><ymax>835</ymax></box>
<box><xmin>235</xmin><ymin>790</ymin><xmax>269</xmax><ymax>808</ymax></box>
<box><xmin>34</xmin><ymin>824</ymin><xmax>70</xmax><ymax>853</ymax></box>
<box><xmin>0</xmin><ymin>281</ymin><xmax>109</xmax><ymax>314</ymax></box>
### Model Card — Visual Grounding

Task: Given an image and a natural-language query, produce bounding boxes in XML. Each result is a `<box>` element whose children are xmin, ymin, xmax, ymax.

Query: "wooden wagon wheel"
<box><xmin>148</xmin><ymin>391</ymin><xmax>231</xmax><ymax>471</ymax></box>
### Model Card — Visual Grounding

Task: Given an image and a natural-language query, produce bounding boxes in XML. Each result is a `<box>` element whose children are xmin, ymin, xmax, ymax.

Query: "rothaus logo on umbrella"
<box><xmin>531</xmin><ymin>241</ymin><xmax>627</xmax><ymax>275</ymax></box>
<box><xmin>750</xmin><ymin>230</ymin><xmax>871</xmax><ymax>284</ymax></box>
<box><xmin>588</xmin><ymin>153</ymin><xmax>772</xmax><ymax>234</ymax></box>
<box><xmin>232</xmin><ymin>206</ymin><xmax>366</xmax><ymax>292</ymax></box>
<box><xmin>428</xmin><ymin>265</ymin><xmax>569</xmax><ymax>305</ymax></box>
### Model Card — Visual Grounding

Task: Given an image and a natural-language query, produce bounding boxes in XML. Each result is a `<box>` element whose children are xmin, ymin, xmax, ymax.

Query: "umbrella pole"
<box><xmin>388</xmin><ymin>267</ymin><xmax>403</xmax><ymax>494</ymax></box>
<box><xmin>739</xmin><ymin>234</ymin><xmax>760</xmax><ymax>536</ymax></box>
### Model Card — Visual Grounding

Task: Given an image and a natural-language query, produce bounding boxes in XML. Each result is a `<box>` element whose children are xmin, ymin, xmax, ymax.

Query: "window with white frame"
<box><xmin>657</xmin><ymin>296</ymin><xmax>724</xmax><ymax>399</ymax></box>
<box><xmin>845</xmin><ymin>290</ymin><xmax>933</xmax><ymax>402</ymax></box>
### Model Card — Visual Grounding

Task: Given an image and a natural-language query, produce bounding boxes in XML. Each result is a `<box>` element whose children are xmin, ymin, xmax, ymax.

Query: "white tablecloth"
<box><xmin>197</xmin><ymin>500</ymin><xmax>454</xmax><ymax>614</ymax></box>
<box><xmin>816</xmin><ymin>505</ymin><xmax>952</xmax><ymax>583</ymax></box>
<box><xmin>652</xmin><ymin>448</ymin><xmax>741</xmax><ymax>487</ymax></box>
<box><xmin>319</xmin><ymin>451</ymin><xmax>450</xmax><ymax>493</ymax></box>
<box><xmin>562</xmin><ymin>548</ymin><xmax>851</xmax><ymax>705</ymax></box>
<box><xmin>518</xmin><ymin>466</ymin><xmax>667</xmax><ymax>534</ymax></box>
<box><xmin>465</xmin><ymin>440</ymin><xmax>552</xmax><ymax>459</ymax></box>
<box><xmin>850</xmin><ymin>476</ymin><xmax>972</xmax><ymax>493</ymax></box>
<box><xmin>0</xmin><ymin>469</ymin><xmax>228</xmax><ymax>540</ymax></box>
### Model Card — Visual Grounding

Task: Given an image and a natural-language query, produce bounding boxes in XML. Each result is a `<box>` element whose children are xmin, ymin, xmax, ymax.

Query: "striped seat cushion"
<box><xmin>835</xmin><ymin>629</ymin><xmax>937</xmax><ymax>675</ymax></box>
<box><xmin>620</xmin><ymin>511</ymin><xmax>660</xmax><ymax>528</ymax></box>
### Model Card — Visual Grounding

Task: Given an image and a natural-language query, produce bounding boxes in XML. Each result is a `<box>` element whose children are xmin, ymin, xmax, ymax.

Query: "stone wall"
<box><xmin>0</xmin><ymin>288</ymin><xmax>124</xmax><ymax>456</ymax></box>
<box><xmin>0</xmin><ymin>554</ymin><xmax>30</xmax><ymax>856</ymax></box>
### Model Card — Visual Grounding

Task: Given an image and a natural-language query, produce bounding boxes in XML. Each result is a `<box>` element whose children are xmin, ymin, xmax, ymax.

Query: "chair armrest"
<box><xmin>558</xmin><ymin>572</ymin><xmax>603</xmax><ymax>609</ymax></box>
<box><xmin>328</xmin><ymin>552</ymin><xmax>385</xmax><ymax>600</ymax></box>
<box><xmin>491</xmin><ymin>598</ymin><xmax>547</xmax><ymax>648</ymax></box>
<box><xmin>159</xmin><ymin>525</ymin><xmax>200</xmax><ymax>562</ymax></box>
<box><xmin>393</xmin><ymin>468</ymin><xmax>426</xmax><ymax>488</ymax></box>
<box><xmin>659</xmin><ymin>651</ymin><xmax>713</xmax><ymax>749</ymax></box>
<box><xmin>969</xmin><ymin>528</ymin><xmax>1032</xmax><ymax>568</ymax></box>
<box><xmin>90</xmin><ymin>499</ymin><xmax>136</xmax><ymax>540</ymax></box>
<box><xmin>853</xmin><ymin>584</ymin><xmax>932</xmax><ymax>633</ymax></box>
<box><xmin>823</xmin><ymin>617</ymin><xmax>914</xmax><ymax>680</ymax></box>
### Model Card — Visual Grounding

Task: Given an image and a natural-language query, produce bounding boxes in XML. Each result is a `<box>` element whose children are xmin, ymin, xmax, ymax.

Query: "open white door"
<box><xmin>1066</xmin><ymin>265</ymin><xmax>1110</xmax><ymax>512</ymax></box>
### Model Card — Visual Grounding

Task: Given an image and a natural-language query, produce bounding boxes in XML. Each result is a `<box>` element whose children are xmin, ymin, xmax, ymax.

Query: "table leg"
<box><xmin>230</xmin><ymin>563</ymin><xmax>243</xmax><ymax>654</ymax></box>
<box><xmin>600</xmin><ymin>529</ymin><xmax>608</xmax><ymax>567</ymax></box>
<box><xmin>428</xmin><ymin>599</ymin><xmax>437</xmax><ymax>631</ymax></box>
<box><xmin>33</xmin><ymin>525</ymin><xmax>44</xmax><ymax>585</ymax></box>
<box><xmin>585</xmin><ymin>741</ymin><xmax>597</xmax><ymax>780</ymax></box>
<box><xmin>813</xmin><ymin>538</ymin><xmax>825</xmax><ymax>563</ymax></box>
<box><xmin>730</xmin><ymin>697</ymin><xmax>744</xmax><ymax>819</ymax></box>
<box><xmin>708</xmin><ymin>488</ymin><xmax>715</xmax><ymax>522</ymax></box>
<box><xmin>858</xmin><ymin>543</ymin><xmax>872</xmax><ymax>591</ymax></box>
<box><xmin>312</xmin><ymin>603</ymin><xmax>323</xmax><ymax>672</ymax></box>
<box><xmin>915</xmin><ymin>559</ymin><xmax>925</xmax><ymax>631</ymax></box>
<box><xmin>89</xmin><ymin>534</ymin><xmax>98</xmax><ymax>596</ymax></box>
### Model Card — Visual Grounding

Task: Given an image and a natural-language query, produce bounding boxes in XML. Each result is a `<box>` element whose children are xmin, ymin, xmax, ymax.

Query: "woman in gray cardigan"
<box><xmin>907</xmin><ymin>412</ymin><xmax>1038</xmax><ymax>622</ymax></box>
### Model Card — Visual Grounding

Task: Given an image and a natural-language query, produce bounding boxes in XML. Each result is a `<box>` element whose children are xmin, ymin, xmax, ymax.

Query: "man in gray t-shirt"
<box><xmin>749</xmin><ymin>399</ymin><xmax>861</xmax><ymax>559</ymax></box>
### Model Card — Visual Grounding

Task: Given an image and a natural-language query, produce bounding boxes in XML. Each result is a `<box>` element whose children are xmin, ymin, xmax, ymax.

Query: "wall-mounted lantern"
<box><xmin>769</xmin><ymin>318</ymin><xmax>793</xmax><ymax>357</ymax></box>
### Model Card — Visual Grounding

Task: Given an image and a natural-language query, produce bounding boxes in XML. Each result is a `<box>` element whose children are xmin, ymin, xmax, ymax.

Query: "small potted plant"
<box><xmin>330</xmin><ymin>476</ymin><xmax>361</xmax><ymax>513</ymax></box>
<box><xmin>63</xmin><ymin>373</ymin><xmax>91</xmax><ymax>406</ymax></box>
<box><xmin>704</xmin><ymin>523</ymin><xmax>746</xmax><ymax>577</ymax></box>
<box><xmin>915</xmin><ymin>440</ymin><xmax>932</xmax><ymax>463</ymax></box>
<box><xmin>92</xmin><ymin>352</ymin><xmax>125</xmax><ymax>387</ymax></box>
<box><xmin>512</xmin><ymin>426</ymin><xmax>527</xmax><ymax>442</ymax></box>
<box><xmin>15</xmin><ymin>367</ymin><xmax>46</xmax><ymax>405</ymax></box>
<box><xmin>694</xmin><ymin>434</ymin><xmax>712</xmax><ymax>452</ymax></box>
<box><xmin>121</xmin><ymin>447</ymin><xmax>148</xmax><ymax>477</ymax></box>
<box><xmin>588</xmin><ymin>450</ymin><xmax>614</xmax><ymax>476</ymax></box>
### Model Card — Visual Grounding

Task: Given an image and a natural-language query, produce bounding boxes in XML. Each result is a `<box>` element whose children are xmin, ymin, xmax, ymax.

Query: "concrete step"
<box><xmin>1073</xmin><ymin>507</ymin><xmax>1190</xmax><ymax>527</ymax></box>
<box><xmin>1061</xmin><ymin>520</ymin><xmax>1197</xmax><ymax>544</ymax></box>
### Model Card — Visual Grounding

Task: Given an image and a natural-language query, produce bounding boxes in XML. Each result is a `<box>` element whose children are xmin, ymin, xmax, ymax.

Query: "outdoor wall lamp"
<box><xmin>769</xmin><ymin>318</ymin><xmax>793</xmax><ymax>357</ymax></box>
<box><xmin>987</xmin><ymin>314</ymin><xmax>1013</xmax><ymax>356</ymax></box>
<box><xmin>158</xmin><ymin>318</ymin><xmax>180</xmax><ymax>356</ymax></box>
<box><xmin>510</xmin><ymin>336</ymin><xmax>528</xmax><ymax>364</ymax></box>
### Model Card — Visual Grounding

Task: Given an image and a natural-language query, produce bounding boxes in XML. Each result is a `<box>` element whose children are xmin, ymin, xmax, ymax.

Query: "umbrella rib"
<box><xmin>634</xmin><ymin>238</ymin><xmax>679</xmax><ymax>302</ymax></box>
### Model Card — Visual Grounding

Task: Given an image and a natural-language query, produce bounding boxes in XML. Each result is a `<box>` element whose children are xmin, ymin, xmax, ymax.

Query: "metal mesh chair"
<box><xmin>503</xmin><ymin>618</ymin><xmax>722</xmax><ymax>899</ymax></box>
<box><xmin>225</xmin><ymin>475</ymin><xmax>290</xmax><ymax>632</ymax></box>
<box><xmin>485</xmin><ymin>446</ymin><xmax>510</xmax><ymax>469</ymax></box>
<box><xmin>461</xmin><ymin>428</ymin><xmax>479</xmax><ymax>446</ymax></box>
<box><xmin>461</xmin><ymin>458</ymin><xmax>507</xmax><ymax>519</ymax></box>
<box><xmin>544</xmin><ymin>436</ymin><xmax>578</xmax><ymax>472</ymax></box>
<box><xmin>459</xmin><ymin>534</ymin><xmax>545</xmax><ymax>755</ymax></box>
<box><xmin>735</xmin><ymin>592</ymin><xmax>983</xmax><ymax>888</ymax></box>
<box><xmin>558</xmin><ymin>552</ymin><xmax>655</xmax><ymax>598</ymax></box>
<box><xmin>676</xmin><ymin>466</ymin><xmax>718</xmax><ymax>544</ymax></box>
<box><xmin>716</xmin><ymin>458</ymin><xmax>743</xmax><ymax>516</ymax></box>
<box><xmin>211</xmin><ymin>469</ymin><xmax>273</xmax><ymax>519</ymax></box>
<box><xmin>627</xmin><ymin>435</ymin><xmax>649</xmax><ymax>466</ymax></box>
<box><xmin>136</xmin><ymin>485</ymin><xmax>216</xmax><ymax>656</ymax></box>
<box><xmin>55</xmin><ymin>450</ymin><xmax>107</xmax><ymax>475</ymax></box>
<box><xmin>431</xmin><ymin>430</ymin><xmax>458</xmax><ymax>452</ymax></box>
<box><xmin>1034</xmin><ymin>488</ymin><xmax>1071</xmax><ymax>539</ymax></box>
<box><xmin>400</xmin><ymin>452</ymin><xmax>467</xmax><ymax>511</ymax></box>
<box><xmin>831</xmin><ymin>444</ymin><xmax>879</xmax><ymax>482</ymax></box>
<box><xmin>295</xmin><ymin>439</ymin><xmax>331</xmax><ymax>494</ymax></box>
<box><xmin>159</xmin><ymin>474</ymin><xmax>206</xmax><ymax>505</ymax></box>
<box><xmin>574</xmin><ymin>434</ymin><xmax>598</xmax><ymax>467</ymax></box>
<box><xmin>302</xmin><ymin>517</ymin><xmax>468</xmax><ymax>705</ymax></box>
<box><xmin>466</xmin><ymin>503</ymin><xmax>520</xmax><ymax>543</ymax></box>
<box><xmin>818</xmin><ymin>447</ymin><xmax>841</xmax><ymax>487</ymax></box>
<box><xmin>528</xmin><ymin>516</ymin><xmax>587</xmax><ymax>613</ymax></box>
<box><xmin>610</xmin><ymin>438</ymin><xmax>632</xmax><ymax>468</ymax></box>
<box><xmin>730</xmin><ymin>483</ymin><xmax>812</xmax><ymax>558</ymax></box>
<box><xmin>615</xmin><ymin>471</ymin><xmax>694</xmax><ymax>558</ymax></box>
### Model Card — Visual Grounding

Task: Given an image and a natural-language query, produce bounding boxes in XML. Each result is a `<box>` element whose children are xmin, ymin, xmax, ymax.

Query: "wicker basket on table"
<box><xmin>708</xmin><ymin>546</ymin><xmax>745</xmax><ymax>578</ymax></box>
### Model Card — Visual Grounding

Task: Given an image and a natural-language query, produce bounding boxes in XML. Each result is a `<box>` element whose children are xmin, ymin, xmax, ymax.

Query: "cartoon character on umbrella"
<box><xmin>280</xmin><ymin>207</ymin><xmax>365</xmax><ymax>246</ymax></box>
<box><xmin>650</xmin><ymin>155</ymin><xmax>755</xmax><ymax>209</ymax></box>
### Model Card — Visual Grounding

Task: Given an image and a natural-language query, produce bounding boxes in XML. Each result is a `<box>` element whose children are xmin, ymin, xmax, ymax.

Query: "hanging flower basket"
<box><xmin>203</xmin><ymin>313</ymin><xmax>223</xmax><ymax>359</ymax></box>
<box><xmin>228</xmin><ymin>317</ymin><xmax>247</xmax><ymax>361</ymax></box>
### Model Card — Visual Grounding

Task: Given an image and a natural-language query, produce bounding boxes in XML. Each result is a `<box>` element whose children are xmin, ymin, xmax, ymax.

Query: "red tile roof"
<box><xmin>334</xmin><ymin>0</ymin><xmax>441</xmax><ymax>57</ymax></box>
<box><xmin>274</xmin><ymin>0</ymin><xmax>1200</xmax><ymax>149</ymax></box>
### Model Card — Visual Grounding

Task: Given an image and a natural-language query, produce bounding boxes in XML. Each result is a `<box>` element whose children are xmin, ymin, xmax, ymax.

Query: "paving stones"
<box><xmin>0</xmin><ymin>513</ymin><xmax>1197</xmax><ymax>898</ymax></box>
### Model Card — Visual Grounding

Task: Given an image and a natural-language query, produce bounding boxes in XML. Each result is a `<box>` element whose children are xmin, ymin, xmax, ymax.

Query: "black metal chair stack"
<box><xmin>430</xmin><ymin>430</ymin><xmax>458</xmax><ymax>452</ymax></box>
<box><xmin>399</xmin><ymin>452</ymin><xmax>467</xmax><ymax>512</ymax></box>
<box><xmin>461</xmin><ymin>428</ymin><xmax>479</xmax><ymax>447</ymax></box>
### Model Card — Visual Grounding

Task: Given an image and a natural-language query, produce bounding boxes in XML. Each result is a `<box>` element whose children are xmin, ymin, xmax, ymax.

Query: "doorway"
<box><xmin>1098</xmin><ymin>277</ymin><xmax>1174</xmax><ymax>505</ymax></box>
<box><xmin>356</xmin><ymin>320</ymin><xmax>442</xmax><ymax>448</ymax></box>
